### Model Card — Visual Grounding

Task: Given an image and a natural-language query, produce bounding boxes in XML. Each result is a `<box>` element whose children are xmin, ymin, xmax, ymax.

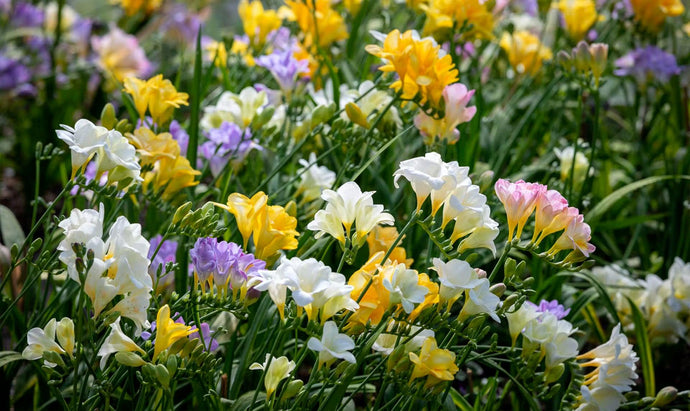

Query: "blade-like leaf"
<box><xmin>626</xmin><ymin>297</ymin><xmax>655</xmax><ymax>397</ymax></box>
<box><xmin>0</xmin><ymin>205</ymin><xmax>25</xmax><ymax>248</ymax></box>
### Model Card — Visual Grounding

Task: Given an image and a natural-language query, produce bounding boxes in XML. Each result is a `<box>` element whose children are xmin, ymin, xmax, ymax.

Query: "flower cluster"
<box><xmin>58</xmin><ymin>204</ymin><xmax>152</xmax><ymax>334</ymax></box>
<box><xmin>22</xmin><ymin>318</ymin><xmax>75</xmax><ymax>367</ymax></box>
<box><xmin>420</xmin><ymin>0</ymin><xmax>495</xmax><ymax>41</ymax></box>
<box><xmin>123</xmin><ymin>74</ymin><xmax>189</xmax><ymax>126</ymax></box>
<box><xmin>500</xmin><ymin>30</ymin><xmax>553</xmax><ymax>76</ymax></box>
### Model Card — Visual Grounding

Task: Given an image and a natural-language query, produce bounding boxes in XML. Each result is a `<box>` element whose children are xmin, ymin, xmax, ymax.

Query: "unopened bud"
<box><xmin>172</xmin><ymin>202</ymin><xmax>192</xmax><ymax>225</ymax></box>
<box><xmin>475</xmin><ymin>268</ymin><xmax>487</xmax><ymax>279</ymax></box>
<box><xmin>101</xmin><ymin>104</ymin><xmax>117</xmax><ymax>129</ymax></box>
<box><xmin>652</xmin><ymin>386</ymin><xmax>678</xmax><ymax>407</ymax></box>
<box><xmin>285</xmin><ymin>201</ymin><xmax>297</xmax><ymax>217</ymax></box>
<box><xmin>345</xmin><ymin>102</ymin><xmax>370</xmax><ymax>128</ymax></box>
<box><xmin>252</xmin><ymin>106</ymin><xmax>275</xmax><ymax>130</ymax></box>
<box><xmin>589</xmin><ymin>43</ymin><xmax>608</xmax><ymax>81</ymax></box>
<box><xmin>312</xmin><ymin>104</ymin><xmax>333</xmax><ymax>126</ymax></box>
<box><xmin>282</xmin><ymin>379</ymin><xmax>303</xmax><ymax>399</ymax></box>
<box><xmin>573</xmin><ymin>41</ymin><xmax>591</xmax><ymax>74</ymax></box>
<box><xmin>155</xmin><ymin>363</ymin><xmax>171</xmax><ymax>387</ymax></box>
<box><xmin>544</xmin><ymin>363</ymin><xmax>565</xmax><ymax>384</ymax></box>
<box><xmin>489</xmin><ymin>283</ymin><xmax>506</xmax><ymax>297</ymax></box>
<box><xmin>115</xmin><ymin>351</ymin><xmax>146</xmax><ymax>367</ymax></box>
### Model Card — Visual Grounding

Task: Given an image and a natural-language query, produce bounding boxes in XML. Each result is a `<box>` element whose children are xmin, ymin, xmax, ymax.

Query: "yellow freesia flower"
<box><xmin>112</xmin><ymin>0</ymin><xmax>162</xmax><ymax>16</ymax></box>
<box><xmin>347</xmin><ymin>253</ymin><xmax>391</xmax><ymax>330</ymax></box>
<box><xmin>281</xmin><ymin>0</ymin><xmax>349</xmax><ymax>49</ymax></box>
<box><xmin>499</xmin><ymin>30</ymin><xmax>553</xmax><ymax>76</ymax></box>
<box><xmin>214</xmin><ymin>192</ymin><xmax>299</xmax><ymax>261</ymax></box>
<box><xmin>366</xmin><ymin>225</ymin><xmax>413</xmax><ymax>267</ymax></box>
<box><xmin>421</xmin><ymin>0</ymin><xmax>494</xmax><ymax>41</ymax></box>
<box><xmin>554</xmin><ymin>0</ymin><xmax>599</xmax><ymax>41</ymax></box>
<box><xmin>343</xmin><ymin>0</ymin><xmax>363</xmax><ymax>15</ymax></box>
<box><xmin>366</xmin><ymin>29</ymin><xmax>459</xmax><ymax>110</ymax></box>
<box><xmin>630</xmin><ymin>0</ymin><xmax>684</xmax><ymax>33</ymax></box>
<box><xmin>153</xmin><ymin>305</ymin><xmax>193</xmax><ymax>362</ymax></box>
<box><xmin>408</xmin><ymin>337</ymin><xmax>459</xmax><ymax>388</ymax></box>
<box><xmin>408</xmin><ymin>273</ymin><xmax>439</xmax><ymax>321</ymax></box>
<box><xmin>144</xmin><ymin>155</ymin><xmax>200</xmax><ymax>200</ymax></box>
<box><xmin>123</xmin><ymin>75</ymin><xmax>189</xmax><ymax>126</ymax></box>
<box><xmin>127</xmin><ymin>127</ymin><xmax>179</xmax><ymax>165</ymax></box>
<box><xmin>238</xmin><ymin>0</ymin><xmax>282</xmax><ymax>48</ymax></box>
<box><xmin>204</xmin><ymin>39</ymin><xmax>228</xmax><ymax>68</ymax></box>
<box><xmin>230</xmin><ymin>38</ymin><xmax>256</xmax><ymax>66</ymax></box>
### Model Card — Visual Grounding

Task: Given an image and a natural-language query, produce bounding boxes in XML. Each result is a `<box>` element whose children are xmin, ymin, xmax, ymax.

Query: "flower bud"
<box><xmin>252</xmin><ymin>106</ymin><xmax>275</xmax><ymax>130</ymax></box>
<box><xmin>312</xmin><ymin>104</ymin><xmax>333</xmax><ymax>126</ymax></box>
<box><xmin>155</xmin><ymin>363</ymin><xmax>171</xmax><ymax>387</ymax></box>
<box><xmin>101</xmin><ymin>103</ymin><xmax>117</xmax><ymax>130</ymax></box>
<box><xmin>652</xmin><ymin>386</ymin><xmax>678</xmax><ymax>407</ymax></box>
<box><xmin>281</xmin><ymin>379</ymin><xmax>303</xmax><ymax>400</ymax></box>
<box><xmin>573</xmin><ymin>41</ymin><xmax>591</xmax><ymax>74</ymax></box>
<box><xmin>589</xmin><ymin>43</ymin><xmax>608</xmax><ymax>84</ymax></box>
<box><xmin>56</xmin><ymin>318</ymin><xmax>75</xmax><ymax>357</ymax></box>
<box><xmin>115</xmin><ymin>351</ymin><xmax>147</xmax><ymax>367</ymax></box>
<box><xmin>544</xmin><ymin>363</ymin><xmax>565</xmax><ymax>384</ymax></box>
<box><xmin>345</xmin><ymin>102</ymin><xmax>370</xmax><ymax>128</ymax></box>
<box><xmin>489</xmin><ymin>283</ymin><xmax>506</xmax><ymax>297</ymax></box>
<box><xmin>557</xmin><ymin>50</ymin><xmax>573</xmax><ymax>71</ymax></box>
<box><xmin>172</xmin><ymin>202</ymin><xmax>192</xmax><ymax>225</ymax></box>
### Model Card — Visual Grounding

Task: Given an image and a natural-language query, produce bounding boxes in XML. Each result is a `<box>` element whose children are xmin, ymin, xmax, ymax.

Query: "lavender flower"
<box><xmin>190</xmin><ymin>237</ymin><xmax>265</xmax><ymax>296</ymax></box>
<box><xmin>0</xmin><ymin>54</ymin><xmax>33</xmax><ymax>94</ymax></box>
<box><xmin>199</xmin><ymin>122</ymin><xmax>259</xmax><ymax>177</ymax></box>
<box><xmin>527</xmin><ymin>300</ymin><xmax>570</xmax><ymax>320</ymax></box>
<box><xmin>615</xmin><ymin>46</ymin><xmax>682</xmax><ymax>84</ymax></box>
<box><xmin>169</xmin><ymin>120</ymin><xmax>189</xmax><ymax>156</ymax></box>
<box><xmin>255</xmin><ymin>46</ymin><xmax>309</xmax><ymax>94</ymax></box>
<box><xmin>148</xmin><ymin>235</ymin><xmax>178</xmax><ymax>291</ymax></box>
<box><xmin>12</xmin><ymin>2</ymin><xmax>44</xmax><ymax>28</ymax></box>
<box><xmin>160</xmin><ymin>3</ymin><xmax>202</xmax><ymax>46</ymax></box>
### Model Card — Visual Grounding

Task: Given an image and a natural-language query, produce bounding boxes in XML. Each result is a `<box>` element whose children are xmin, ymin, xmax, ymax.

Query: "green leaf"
<box><xmin>586</xmin><ymin>176</ymin><xmax>690</xmax><ymax>224</ymax></box>
<box><xmin>561</xmin><ymin>271</ymin><xmax>621</xmax><ymax>325</ymax></box>
<box><xmin>186</xmin><ymin>26</ymin><xmax>203</xmax><ymax>169</ymax></box>
<box><xmin>626</xmin><ymin>297</ymin><xmax>655</xmax><ymax>397</ymax></box>
<box><xmin>448</xmin><ymin>388</ymin><xmax>473</xmax><ymax>411</ymax></box>
<box><xmin>0</xmin><ymin>205</ymin><xmax>25</xmax><ymax>248</ymax></box>
<box><xmin>0</xmin><ymin>351</ymin><xmax>24</xmax><ymax>368</ymax></box>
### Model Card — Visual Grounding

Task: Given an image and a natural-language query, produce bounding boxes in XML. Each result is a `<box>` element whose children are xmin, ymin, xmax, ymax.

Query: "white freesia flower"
<box><xmin>442</xmin><ymin>183</ymin><xmax>486</xmax><ymax>230</ymax></box>
<box><xmin>296</xmin><ymin>153</ymin><xmax>336</xmax><ymax>202</ymax></box>
<box><xmin>554</xmin><ymin>146</ymin><xmax>591</xmax><ymax>186</ymax></box>
<box><xmin>201</xmin><ymin>87</ymin><xmax>267</xmax><ymax>130</ymax></box>
<box><xmin>458</xmin><ymin>279</ymin><xmax>500</xmax><ymax>322</ymax></box>
<box><xmin>307</xmin><ymin>182</ymin><xmax>394</xmax><ymax>247</ymax></box>
<box><xmin>307</xmin><ymin>321</ymin><xmax>356</xmax><ymax>366</ymax></box>
<box><xmin>431</xmin><ymin>258</ymin><xmax>483</xmax><ymax>308</ymax></box>
<box><xmin>99</xmin><ymin>129</ymin><xmax>143</xmax><ymax>183</ymax></box>
<box><xmin>668</xmin><ymin>257</ymin><xmax>690</xmax><ymax>312</ymax></box>
<box><xmin>97</xmin><ymin>317</ymin><xmax>145</xmax><ymax>369</ymax></box>
<box><xmin>249</xmin><ymin>354</ymin><xmax>296</xmax><ymax>399</ymax></box>
<box><xmin>381</xmin><ymin>263</ymin><xmax>429</xmax><ymax>314</ymax></box>
<box><xmin>280</xmin><ymin>257</ymin><xmax>334</xmax><ymax>307</ymax></box>
<box><xmin>57</xmin><ymin>204</ymin><xmax>107</xmax><ymax>283</ymax></box>
<box><xmin>393</xmin><ymin>152</ymin><xmax>457</xmax><ymax>214</ymax></box>
<box><xmin>22</xmin><ymin>318</ymin><xmax>67</xmax><ymax>367</ymax></box>
<box><xmin>576</xmin><ymin>324</ymin><xmax>638</xmax><ymax>411</ymax></box>
<box><xmin>456</xmin><ymin>205</ymin><xmax>500</xmax><ymax>256</ymax></box>
<box><xmin>56</xmin><ymin>119</ymin><xmax>108</xmax><ymax>175</ymax></box>
<box><xmin>505</xmin><ymin>303</ymin><xmax>540</xmax><ymax>344</ymax></box>
<box><xmin>372</xmin><ymin>321</ymin><xmax>434</xmax><ymax>356</ymax></box>
<box><xmin>55</xmin><ymin>317</ymin><xmax>75</xmax><ymax>358</ymax></box>
<box><xmin>544</xmin><ymin>328</ymin><xmax>579</xmax><ymax>369</ymax></box>
<box><xmin>250</xmin><ymin>264</ymin><xmax>290</xmax><ymax>320</ymax></box>
<box><xmin>106</xmin><ymin>217</ymin><xmax>153</xmax><ymax>294</ymax></box>
<box><xmin>106</xmin><ymin>288</ymin><xmax>152</xmax><ymax>336</ymax></box>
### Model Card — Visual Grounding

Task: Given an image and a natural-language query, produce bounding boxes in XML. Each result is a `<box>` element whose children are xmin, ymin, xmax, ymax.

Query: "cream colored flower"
<box><xmin>97</xmin><ymin>317</ymin><xmax>145</xmax><ymax>369</ymax></box>
<box><xmin>249</xmin><ymin>354</ymin><xmax>296</xmax><ymax>399</ymax></box>
<box><xmin>307</xmin><ymin>321</ymin><xmax>356</xmax><ymax>366</ymax></box>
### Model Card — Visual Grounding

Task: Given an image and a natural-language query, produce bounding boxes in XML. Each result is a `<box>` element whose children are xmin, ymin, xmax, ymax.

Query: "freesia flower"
<box><xmin>123</xmin><ymin>75</ymin><xmax>189</xmax><ymax>126</ymax></box>
<box><xmin>249</xmin><ymin>354</ymin><xmax>296</xmax><ymax>399</ymax></box>
<box><xmin>614</xmin><ymin>46</ymin><xmax>682</xmax><ymax>85</ymax></box>
<box><xmin>199</xmin><ymin>122</ymin><xmax>260</xmax><ymax>177</ymax></box>
<box><xmin>366</xmin><ymin>29</ymin><xmax>458</xmax><ymax>110</ymax></box>
<box><xmin>55</xmin><ymin>318</ymin><xmax>75</xmax><ymax>357</ymax></box>
<box><xmin>629</xmin><ymin>0</ymin><xmax>684</xmax><ymax>33</ymax></box>
<box><xmin>201</xmin><ymin>87</ymin><xmax>267</xmax><ymax>130</ymax></box>
<box><xmin>408</xmin><ymin>337</ymin><xmax>459</xmax><ymax>388</ymax></box>
<box><xmin>127</xmin><ymin>127</ymin><xmax>180</xmax><ymax>166</ymax></box>
<box><xmin>296</xmin><ymin>153</ymin><xmax>336</xmax><ymax>202</ymax></box>
<box><xmin>548</xmin><ymin>214</ymin><xmax>596</xmax><ymax>259</ymax></box>
<box><xmin>153</xmin><ymin>305</ymin><xmax>194</xmax><ymax>361</ymax></box>
<box><xmin>553</xmin><ymin>0</ymin><xmax>599</xmax><ymax>41</ymax></box>
<box><xmin>97</xmin><ymin>317</ymin><xmax>145</xmax><ymax>369</ymax></box>
<box><xmin>256</xmin><ymin>46</ymin><xmax>309</xmax><ymax>96</ymax></box>
<box><xmin>307</xmin><ymin>321</ymin><xmax>356</xmax><ymax>366</ymax></box>
<box><xmin>92</xmin><ymin>25</ymin><xmax>151</xmax><ymax>84</ymax></box>
<box><xmin>494</xmin><ymin>179</ymin><xmax>546</xmax><ymax>241</ymax></box>
<box><xmin>414</xmin><ymin>83</ymin><xmax>477</xmax><ymax>145</ymax></box>
<box><xmin>238</xmin><ymin>0</ymin><xmax>282</xmax><ymax>48</ymax></box>
<box><xmin>281</xmin><ymin>0</ymin><xmax>348</xmax><ymax>49</ymax></box>
<box><xmin>576</xmin><ymin>324</ymin><xmax>638</xmax><ymax>411</ymax></box>
<box><xmin>505</xmin><ymin>302</ymin><xmax>540</xmax><ymax>345</ymax></box>
<box><xmin>457</xmin><ymin>280</ymin><xmax>500</xmax><ymax>322</ymax></box>
<box><xmin>147</xmin><ymin>235</ymin><xmax>177</xmax><ymax>292</ymax></box>
<box><xmin>307</xmin><ymin>182</ymin><xmax>394</xmax><ymax>248</ymax></box>
<box><xmin>393</xmin><ymin>152</ymin><xmax>458</xmax><ymax>214</ymax></box>
<box><xmin>533</xmin><ymin>190</ymin><xmax>579</xmax><ymax>245</ymax></box>
<box><xmin>420</xmin><ymin>0</ymin><xmax>494</xmax><ymax>41</ymax></box>
<box><xmin>554</xmin><ymin>146</ymin><xmax>591</xmax><ymax>187</ymax></box>
<box><xmin>22</xmin><ymin>318</ymin><xmax>71</xmax><ymax>367</ymax></box>
<box><xmin>112</xmin><ymin>0</ymin><xmax>162</xmax><ymax>16</ymax></box>
<box><xmin>499</xmin><ymin>30</ymin><xmax>553</xmax><ymax>76</ymax></box>
<box><xmin>381</xmin><ymin>263</ymin><xmax>429</xmax><ymax>314</ymax></box>
<box><xmin>431</xmin><ymin>258</ymin><xmax>483</xmax><ymax>309</ymax></box>
<box><xmin>372</xmin><ymin>322</ymin><xmax>434</xmax><ymax>356</ymax></box>
<box><xmin>366</xmin><ymin>225</ymin><xmax>413</xmax><ymax>267</ymax></box>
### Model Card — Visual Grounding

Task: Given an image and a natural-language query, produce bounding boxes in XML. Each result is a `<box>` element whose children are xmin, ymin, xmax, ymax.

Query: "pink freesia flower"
<box><xmin>92</xmin><ymin>25</ymin><xmax>151</xmax><ymax>83</ymax></box>
<box><xmin>414</xmin><ymin>83</ymin><xmax>477</xmax><ymax>145</ymax></box>
<box><xmin>549</xmin><ymin>214</ymin><xmax>596</xmax><ymax>259</ymax></box>
<box><xmin>533</xmin><ymin>190</ymin><xmax>578</xmax><ymax>244</ymax></box>
<box><xmin>494</xmin><ymin>179</ymin><xmax>546</xmax><ymax>241</ymax></box>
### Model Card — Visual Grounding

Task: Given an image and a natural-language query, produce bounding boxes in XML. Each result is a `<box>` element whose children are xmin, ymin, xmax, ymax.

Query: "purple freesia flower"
<box><xmin>0</xmin><ymin>53</ymin><xmax>33</xmax><ymax>94</ymax></box>
<box><xmin>148</xmin><ymin>235</ymin><xmax>178</xmax><ymax>291</ymax></box>
<box><xmin>527</xmin><ymin>300</ymin><xmax>570</xmax><ymax>320</ymax></box>
<box><xmin>199</xmin><ymin>122</ymin><xmax>259</xmax><ymax>177</ymax></box>
<box><xmin>12</xmin><ymin>2</ymin><xmax>44</xmax><ymax>28</ymax></box>
<box><xmin>161</xmin><ymin>3</ymin><xmax>202</xmax><ymax>46</ymax></box>
<box><xmin>255</xmin><ymin>46</ymin><xmax>309</xmax><ymax>94</ymax></box>
<box><xmin>190</xmin><ymin>237</ymin><xmax>265</xmax><ymax>296</ymax></box>
<box><xmin>169</xmin><ymin>120</ymin><xmax>189</xmax><ymax>157</ymax></box>
<box><xmin>615</xmin><ymin>46</ymin><xmax>682</xmax><ymax>84</ymax></box>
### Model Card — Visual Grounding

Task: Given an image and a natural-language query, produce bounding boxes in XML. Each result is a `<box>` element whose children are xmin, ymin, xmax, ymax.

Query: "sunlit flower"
<box><xmin>97</xmin><ymin>317</ymin><xmax>145</xmax><ymax>369</ymax></box>
<box><xmin>500</xmin><ymin>30</ymin><xmax>553</xmax><ymax>76</ymax></box>
<box><xmin>366</xmin><ymin>225</ymin><xmax>413</xmax><ymax>267</ymax></box>
<box><xmin>307</xmin><ymin>182</ymin><xmax>394</xmax><ymax>248</ymax></box>
<box><xmin>408</xmin><ymin>337</ymin><xmax>459</xmax><ymax>388</ymax></box>
<box><xmin>249</xmin><ymin>354</ymin><xmax>296</xmax><ymax>399</ymax></box>
<box><xmin>281</xmin><ymin>0</ymin><xmax>348</xmax><ymax>49</ymax></box>
<box><xmin>629</xmin><ymin>0</ymin><xmax>684</xmax><ymax>33</ymax></box>
<box><xmin>366</xmin><ymin>29</ymin><xmax>458</xmax><ymax>110</ymax></box>
<box><xmin>373</xmin><ymin>322</ymin><xmax>434</xmax><ymax>356</ymax></box>
<box><xmin>153</xmin><ymin>305</ymin><xmax>194</xmax><ymax>361</ymax></box>
<box><xmin>414</xmin><ymin>83</ymin><xmax>477</xmax><ymax>145</ymax></box>
<box><xmin>238</xmin><ymin>0</ymin><xmax>282</xmax><ymax>48</ymax></box>
<box><xmin>201</xmin><ymin>87</ymin><xmax>267</xmax><ymax>130</ymax></box>
<box><xmin>145</xmin><ymin>155</ymin><xmax>200</xmax><ymax>200</ymax></box>
<box><xmin>554</xmin><ymin>146</ymin><xmax>590</xmax><ymax>187</ymax></box>
<box><xmin>203</xmin><ymin>38</ymin><xmax>228</xmax><ymax>68</ymax></box>
<box><xmin>576</xmin><ymin>324</ymin><xmax>638</xmax><ymax>411</ymax></box>
<box><xmin>123</xmin><ymin>75</ymin><xmax>189</xmax><ymax>126</ymax></box>
<box><xmin>457</xmin><ymin>279</ymin><xmax>500</xmax><ymax>322</ymax></box>
<box><xmin>199</xmin><ymin>122</ymin><xmax>260</xmax><ymax>177</ymax></box>
<box><xmin>494</xmin><ymin>179</ymin><xmax>546</xmax><ymax>241</ymax></box>
<box><xmin>432</xmin><ymin>258</ymin><xmax>483</xmax><ymax>309</ymax></box>
<box><xmin>92</xmin><ymin>25</ymin><xmax>151</xmax><ymax>85</ymax></box>
<box><xmin>307</xmin><ymin>321</ymin><xmax>356</xmax><ymax>366</ymax></box>
<box><xmin>393</xmin><ymin>152</ymin><xmax>459</xmax><ymax>214</ymax></box>
<box><xmin>346</xmin><ymin>254</ymin><xmax>392</xmax><ymax>328</ymax></box>
<box><xmin>421</xmin><ymin>0</ymin><xmax>494</xmax><ymax>41</ymax></box>
<box><xmin>408</xmin><ymin>272</ymin><xmax>440</xmax><ymax>321</ymax></box>
<box><xmin>533</xmin><ymin>190</ymin><xmax>579</xmax><ymax>245</ymax></box>
<box><xmin>215</xmin><ymin>192</ymin><xmax>299</xmax><ymax>260</ymax></box>
<box><xmin>22</xmin><ymin>318</ymin><xmax>70</xmax><ymax>367</ymax></box>
<box><xmin>381</xmin><ymin>263</ymin><xmax>429</xmax><ymax>314</ymax></box>
<box><xmin>554</xmin><ymin>0</ymin><xmax>599</xmax><ymax>41</ymax></box>
<box><xmin>548</xmin><ymin>214</ymin><xmax>596</xmax><ymax>259</ymax></box>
